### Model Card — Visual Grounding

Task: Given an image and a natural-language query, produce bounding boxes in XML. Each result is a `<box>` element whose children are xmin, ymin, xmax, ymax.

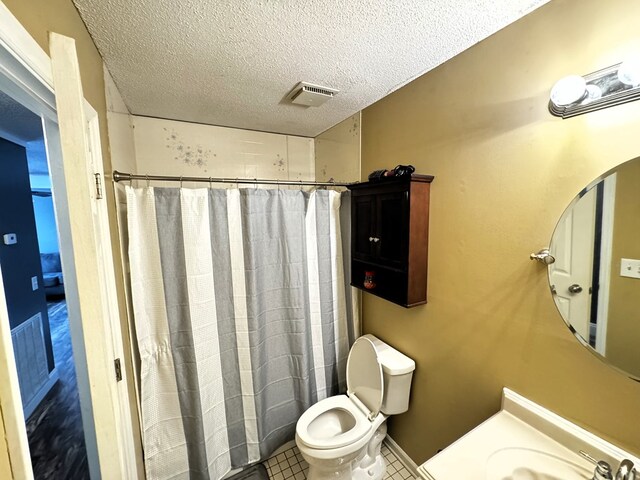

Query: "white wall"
<box><xmin>25</xmin><ymin>140</ymin><xmax>50</xmax><ymax>188</ymax></box>
<box><xmin>25</xmin><ymin>140</ymin><xmax>58</xmax><ymax>254</ymax></box>
<box><xmin>31</xmin><ymin>195</ymin><xmax>59</xmax><ymax>254</ymax></box>
<box><xmin>315</xmin><ymin>113</ymin><xmax>360</xmax><ymax>182</ymax></box>
<box><xmin>131</xmin><ymin>116</ymin><xmax>314</xmax><ymax>185</ymax></box>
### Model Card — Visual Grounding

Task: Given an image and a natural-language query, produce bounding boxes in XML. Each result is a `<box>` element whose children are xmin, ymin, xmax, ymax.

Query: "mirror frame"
<box><xmin>548</xmin><ymin>158</ymin><xmax>640</xmax><ymax>382</ymax></box>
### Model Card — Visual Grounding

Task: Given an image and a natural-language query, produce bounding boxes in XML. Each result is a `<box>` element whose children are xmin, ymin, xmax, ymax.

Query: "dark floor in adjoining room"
<box><xmin>26</xmin><ymin>299</ymin><xmax>89</xmax><ymax>479</ymax></box>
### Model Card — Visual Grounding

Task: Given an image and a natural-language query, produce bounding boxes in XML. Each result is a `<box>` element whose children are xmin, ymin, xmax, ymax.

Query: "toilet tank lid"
<box><xmin>365</xmin><ymin>334</ymin><xmax>416</xmax><ymax>375</ymax></box>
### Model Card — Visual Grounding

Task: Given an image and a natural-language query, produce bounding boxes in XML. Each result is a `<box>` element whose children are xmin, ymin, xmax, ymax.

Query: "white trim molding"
<box><xmin>23</xmin><ymin>369</ymin><xmax>59</xmax><ymax>421</ymax></box>
<box><xmin>595</xmin><ymin>173</ymin><xmax>616</xmax><ymax>356</ymax></box>
<box><xmin>0</xmin><ymin>1</ymin><xmax>53</xmax><ymax>88</ymax></box>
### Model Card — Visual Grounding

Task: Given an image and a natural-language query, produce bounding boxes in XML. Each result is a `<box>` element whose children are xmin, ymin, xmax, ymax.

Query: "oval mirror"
<box><xmin>548</xmin><ymin>157</ymin><xmax>640</xmax><ymax>380</ymax></box>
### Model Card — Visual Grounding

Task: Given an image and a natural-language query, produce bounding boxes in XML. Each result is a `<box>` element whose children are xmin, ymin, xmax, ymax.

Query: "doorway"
<box><xmin>0</xmin><ymin>81</ymin><xmax>90</xmax><ymax>479</ymax></box>
<box><xmin>0</xmin><ymin>7</ymin><xmax>140</xmax><ymax>479</ymax></box>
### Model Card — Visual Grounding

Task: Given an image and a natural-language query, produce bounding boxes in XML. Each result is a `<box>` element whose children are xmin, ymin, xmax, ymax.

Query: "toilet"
<box><xmin>295</xmin><ymin>334</ymin><xmax>415</xmax><ymax>480</ymax></box>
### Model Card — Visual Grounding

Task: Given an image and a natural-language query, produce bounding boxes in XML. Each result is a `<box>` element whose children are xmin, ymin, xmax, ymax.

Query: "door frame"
<box><xmin>594</xmin><ymin>173</ymin><xmax>616</xmax><ymax>355</ymax></box>
<box><xmin>0</xmin><ymin>3</ymin><xmax>139</xmax><ymax>478</ymax></box>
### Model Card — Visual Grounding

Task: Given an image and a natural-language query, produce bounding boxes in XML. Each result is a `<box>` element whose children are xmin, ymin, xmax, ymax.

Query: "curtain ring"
<box><xmin>276</xmin><ymin>179</ymin><xmax>280</xmax><ymax>191</ymax></box>
<box><xmin>209</xmin><ymin>176</ymin><xmax>213</xmax><ymax>189</ymax></box>
<box><xmin>299</xmin><ymin>179</ymin><xmax>303</xmax><ymax>191</ymax></box>
<box><xmin>128</xmin><ymin>175</ymin><xmax>133</xmax><ymax>187</ymax></box>
<box><xmin>146</xmin><ymin>174</ymin><xmax>150</xmax><ymax>188</ymax></box>
<box><xmin>235</xmin><ymin>177</ymin><xmax>239</xmax><ymax>189</ymax></box>
<box><xmin>180</xmin><ymin>176</ymin><xmax>184</xmax><ymax>188</ymax></box>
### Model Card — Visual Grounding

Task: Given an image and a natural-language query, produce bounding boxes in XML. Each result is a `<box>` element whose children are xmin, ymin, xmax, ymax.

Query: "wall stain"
<box><xmin>272</xmin><ymin>153</ymin><xmax>286</xmax><ymax>172</ymax></box>
<box><xmin>164</xmin><ymin>127</ymin><xmax>212</xmax><ymax>171</ymax></box>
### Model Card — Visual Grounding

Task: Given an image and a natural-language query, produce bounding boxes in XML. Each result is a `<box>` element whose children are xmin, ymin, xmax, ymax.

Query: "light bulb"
<box><xmin>550</xmin><ymin>75</ymin><xmax>587</xmax><ymax>106</ymax></box>
<box><xmin>618</xmin><ymin>56</ymin><xmax>640</xmax><ymax>86</ymax></box>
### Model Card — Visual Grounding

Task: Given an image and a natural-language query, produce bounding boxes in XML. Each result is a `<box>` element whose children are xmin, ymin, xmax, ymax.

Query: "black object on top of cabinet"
<box><xmin>347</xmin><ymin>173</ymin><xmax>434</xmax><ymax>307</ymax></box>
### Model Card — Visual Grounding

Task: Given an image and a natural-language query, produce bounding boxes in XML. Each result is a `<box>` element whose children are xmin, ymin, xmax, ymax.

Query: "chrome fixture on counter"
<box><xmin>579</xmin><ymin>451</ymin><xmax>637</xmax><ymax>480</ymax></box>
<box><xmin>593</xmin><ymin>460</ymin><xmax>613</xmax><ymax>480</ymax></box>
<box><xmin>549</xmin><ymin>57</ymin><xmax>640</xmax><ymax>118</ymax></box>
<box><xmin>615</xmin><ymin>459</ymin><xmax>637</xmax><ymax>480</ymax></box>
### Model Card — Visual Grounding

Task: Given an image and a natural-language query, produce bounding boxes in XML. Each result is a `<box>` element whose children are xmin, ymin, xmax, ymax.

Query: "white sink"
<box><xmin>486</xmin><ymin>447</ymin><xmax>591</xmax><ymax>480</ymax></box>
<box><xmin>418</xmin><ymin>388</ymin><xmax>639</xmax><ymax>480</ymax></box>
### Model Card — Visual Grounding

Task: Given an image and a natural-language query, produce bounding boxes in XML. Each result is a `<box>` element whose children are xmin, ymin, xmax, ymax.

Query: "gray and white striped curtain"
<box><xmin>125</xmin><ymin>186</ymin><xmax>358</xmax><ymax>480</ymax></box>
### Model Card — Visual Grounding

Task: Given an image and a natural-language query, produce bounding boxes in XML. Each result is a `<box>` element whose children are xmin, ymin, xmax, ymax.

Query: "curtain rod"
<box><xmin>112</xmin><ymin>170</ymin><xmax>356</xmax><ymax>187</ymax></box>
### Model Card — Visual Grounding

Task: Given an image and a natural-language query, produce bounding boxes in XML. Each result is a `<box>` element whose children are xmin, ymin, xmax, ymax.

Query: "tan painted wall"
<box><xmin>606</xmin><ymin>159</ymin><xmax>640</xmax><ymax>378</ymax></box>
<box><xmin>315</xmin><ymin>113</ymin><xmax>361</xmax><ymax>182</ymax></box>
<box><xmin>361</xmin><ymin>0</ymin><xmax>640</xmax><ymax>463</ymax></box>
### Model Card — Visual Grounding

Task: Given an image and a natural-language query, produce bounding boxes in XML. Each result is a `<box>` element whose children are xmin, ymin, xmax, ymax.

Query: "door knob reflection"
<box><xmin>568</xmin><ymin>284</ymin><xmax>583</xmax><ymax>294</ymax></box>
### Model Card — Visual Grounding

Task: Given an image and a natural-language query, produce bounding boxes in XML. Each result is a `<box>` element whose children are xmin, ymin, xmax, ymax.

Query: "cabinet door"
<box><xmin>376</xmin><ymin>191</ymin><xmax>408</xmax><ymax>267</ymax></box>
<box><xmin>352</xmin><ymin>194</ymin><xmax>376</xmax><ymax>260</ymax></box>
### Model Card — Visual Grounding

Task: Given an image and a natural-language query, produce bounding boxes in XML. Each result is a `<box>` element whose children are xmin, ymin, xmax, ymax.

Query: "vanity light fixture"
<box><xmin>549</xmin><ymin>57</ymin><xmax>640</xmax><ymax>118</ymax></box>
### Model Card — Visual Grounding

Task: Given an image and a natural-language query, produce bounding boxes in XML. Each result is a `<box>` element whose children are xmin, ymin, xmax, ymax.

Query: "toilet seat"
<box><xmin>296</xmin><ymin>395</ymin><xmax>371</xmax><ymax>449</ymax></box>
<box><xmin>296</xmin><ymin>337</ymin><xmax>387</xmax><ymax>450</ymax></box>
<box><xmin>346</xmin><ymin>335</ymin><xmax>384</xmax><ymax>419</ymax></box>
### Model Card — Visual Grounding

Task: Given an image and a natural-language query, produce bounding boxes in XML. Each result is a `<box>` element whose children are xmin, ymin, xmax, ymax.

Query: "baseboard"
<box><xmin>384</xmin><ymin>435</ymin><xmax>420</xmax><ymax>477</ymax></box>
<box><xmin>24</xmin><ymin>367</ymin><xmax>59</xmax><ymax>420</ymax></box>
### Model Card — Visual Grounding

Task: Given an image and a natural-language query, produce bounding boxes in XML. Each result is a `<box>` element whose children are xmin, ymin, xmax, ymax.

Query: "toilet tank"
<box><xmin>366</xmin><ymin>335</ymin><xmax>416</xmax><ymax>415</ymax></box>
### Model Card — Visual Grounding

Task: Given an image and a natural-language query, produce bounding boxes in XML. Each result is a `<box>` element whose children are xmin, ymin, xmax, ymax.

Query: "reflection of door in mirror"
<box><xmin>548</xmin><ymin>156</ymin><xmax>640</xmax><ymax>381</ymax></box>
<box><xmin>606</xmin><ymin>161</ymin><xmax>640</xmax><ymax>378</ymax></box>
<box><xmin>549</xmin><ymin>188</ymin><xmax>597</xmax><ymax>341</ymax></box>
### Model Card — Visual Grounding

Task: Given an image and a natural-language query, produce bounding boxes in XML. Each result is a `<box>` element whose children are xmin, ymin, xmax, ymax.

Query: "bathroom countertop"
<box><xmin>417</xmin><ymin>410</ymin><xmax>591</xmax><ymax>479</ymax></box>
<box><xmin>417</xmin><ymin>388</ymin><xmax>640</xmax><ymax>480</ymax></box>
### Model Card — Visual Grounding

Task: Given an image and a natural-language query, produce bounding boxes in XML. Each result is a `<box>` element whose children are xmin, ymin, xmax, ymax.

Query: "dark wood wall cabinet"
<box><xmin>347</xmin><ymin>173</ymin><xmax>433</xmax><ymax>308</ymax></box>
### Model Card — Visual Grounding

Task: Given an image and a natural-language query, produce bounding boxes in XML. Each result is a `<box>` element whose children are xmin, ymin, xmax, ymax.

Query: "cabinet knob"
<box><xmin>373</xmin><ymin>237</ymin><xmax>380</xmax><ymax>243</ymax></box>
<box><xmin>369</xmin><ymin>236</ymin><xmax>375</xmax><ymax>242</ymax></box>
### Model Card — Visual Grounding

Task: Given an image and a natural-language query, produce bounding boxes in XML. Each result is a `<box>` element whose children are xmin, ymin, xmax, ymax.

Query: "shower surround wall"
<box><xmin>315</xmin><ymin>113</ymin><xmax>361</xmax><ymax>183</ymax></box>
<box><xmin>110</xmin><ymin>115</ymin><xmax>315</xmax><ymax>184</ymax></box>
<box><xmin>132</xmin><ymin>116</ymin><xmax>314</xmax><ymax>183</ymax></box>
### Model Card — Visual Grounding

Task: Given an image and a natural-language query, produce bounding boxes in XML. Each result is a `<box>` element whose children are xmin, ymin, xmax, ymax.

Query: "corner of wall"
<box><xmin>103</xmin><ymin>65</ymin><xmax>136</xmax><ymax>174</ymax></box>
<box><xmin>314</xmin><ymin>113</ymin><xmax>361</xmax><ymax>183</ymax></box>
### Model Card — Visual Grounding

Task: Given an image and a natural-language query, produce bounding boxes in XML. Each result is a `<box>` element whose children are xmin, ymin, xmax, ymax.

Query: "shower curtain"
<box><xmin>125</xmin><ymin>186</ymin><xmax>357</xmax><ymax>480</ymax></box>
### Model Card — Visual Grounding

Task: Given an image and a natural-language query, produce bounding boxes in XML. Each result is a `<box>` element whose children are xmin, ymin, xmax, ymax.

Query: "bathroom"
<box><xmin>1</xmin><ymin>0</ymin><xmax>640</xmax><ymax>478</ymax></box>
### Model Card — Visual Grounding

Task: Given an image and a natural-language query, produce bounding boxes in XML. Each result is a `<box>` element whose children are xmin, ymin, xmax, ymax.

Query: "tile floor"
<box><xmin>263</xmin><ymin>442</ymin><xmax>416</xmax><ymax>480</ymax></box>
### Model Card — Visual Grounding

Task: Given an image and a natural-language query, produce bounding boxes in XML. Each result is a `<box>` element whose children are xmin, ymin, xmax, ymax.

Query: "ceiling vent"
<box><xmin>288</xmin><ymin>82</ymin><xmax>339</xmax><ymax>107</ymax></box>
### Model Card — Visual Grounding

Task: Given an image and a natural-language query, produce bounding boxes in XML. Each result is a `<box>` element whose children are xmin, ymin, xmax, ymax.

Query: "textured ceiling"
<box><xmin>74</xmin><ymin>0</ymin><xmax>549</xmax><ymax>137</ymax></box>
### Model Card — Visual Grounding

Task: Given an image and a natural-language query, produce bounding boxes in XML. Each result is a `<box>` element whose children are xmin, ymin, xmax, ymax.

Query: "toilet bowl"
<box><xmin>295</xmin><ymin>335</ymin><xmax>415</xmax><ymax>480</ymax></box>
